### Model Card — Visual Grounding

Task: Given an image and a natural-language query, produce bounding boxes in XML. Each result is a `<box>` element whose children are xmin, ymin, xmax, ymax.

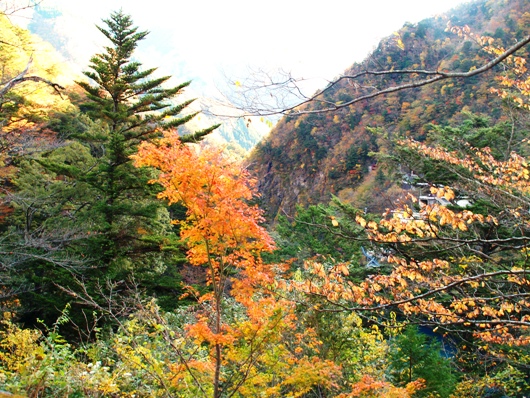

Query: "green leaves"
<box><xmin>389</xmin><ymin>326</ymin><xmax>457</xmax><ymax>397</ymax></box>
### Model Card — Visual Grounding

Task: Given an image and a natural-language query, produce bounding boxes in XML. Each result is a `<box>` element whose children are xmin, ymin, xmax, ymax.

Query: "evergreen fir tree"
<box><xmin>388</xmin><ymin>325</ymin><xmax>457</xmax><ymax>398</ymax></box>
<box><xmin>71</xmin><ymin>10</ymin><xmax>218</xmax><ymax>267</ymax></box>
<box><xmin>78</xmin><ymin>10</ymin><xmax>217</xmax><ymax>145</ymax></box>
<box><xmin>5</xmin><ymin>11</ymin><xmax>218</xmax><ymax>328</ymax></box>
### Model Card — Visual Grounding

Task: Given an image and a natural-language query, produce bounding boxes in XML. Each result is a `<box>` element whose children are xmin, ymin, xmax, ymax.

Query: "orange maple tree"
<box><xmin>339</xmin><ymin>375</ymin><xmax>425</xmax><ymax>398</ymax></box>
<box><xmin>132</xmin><ymin>131</ymin><xmax>340</xmax><ymax>397</ymax></box>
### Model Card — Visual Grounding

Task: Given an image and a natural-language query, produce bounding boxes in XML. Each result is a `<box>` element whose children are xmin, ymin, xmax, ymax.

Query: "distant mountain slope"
<box><xmin>247</xmin><ymin>0</ymin><xmax>530</xmax><ymax>220</ymax></box>
<box><xmin>185</xmin><ymin>110</ymin><xmax>272</xmax><ymax>158</ymax></box>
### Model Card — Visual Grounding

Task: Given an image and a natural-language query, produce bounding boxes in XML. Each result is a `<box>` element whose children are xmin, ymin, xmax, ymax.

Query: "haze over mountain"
<box><xmin>3</xmin><ymin>2</ymin><xmax>530</xmax><ymax>394</ymax></box>
<box><xmin>20</xmin><ymin>0</ymin><xmax>467</xmax><ymax>154</ymax></box>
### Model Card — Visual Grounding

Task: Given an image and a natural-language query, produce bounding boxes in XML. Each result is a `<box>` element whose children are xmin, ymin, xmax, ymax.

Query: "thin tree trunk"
<box><xmin>213</xmin><ymin>290</ymin><xmax>222</xmax><ymax>398</ymax></box>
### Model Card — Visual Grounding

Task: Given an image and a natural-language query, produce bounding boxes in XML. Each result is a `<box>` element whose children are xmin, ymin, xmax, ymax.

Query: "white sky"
<box><xmin>15</xmin><ymin>0</ymin><xmax>468</xmax><ymax>102</ymax></box>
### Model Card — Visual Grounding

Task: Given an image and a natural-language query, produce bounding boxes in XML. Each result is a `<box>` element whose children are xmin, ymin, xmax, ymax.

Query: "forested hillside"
<box><xmin>1</xmin><ymin>1</ymin><xmax>530</xmax><ymax>397</ymax></box>
<box><xmin>249</xmin><ymin>0</ymin><xmax>530</xmax><ymax>219</ymax></box>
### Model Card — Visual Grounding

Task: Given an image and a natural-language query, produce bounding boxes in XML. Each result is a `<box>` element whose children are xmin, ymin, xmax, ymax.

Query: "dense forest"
<box><xmin>249</xmin><ymin>0</ymin><xmax>530</xmax><ymax>220</ymax></box>
<box><xmin>1</xmin><ymin>0</ymin><xmax>530</xmax><ymax>397</ymax></box>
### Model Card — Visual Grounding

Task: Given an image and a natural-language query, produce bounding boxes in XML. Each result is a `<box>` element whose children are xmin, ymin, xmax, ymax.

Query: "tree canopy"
<box><xmin>1</xmin><ymin>2</ymin><xmax>530</xmax><ymax>398</ymax></box>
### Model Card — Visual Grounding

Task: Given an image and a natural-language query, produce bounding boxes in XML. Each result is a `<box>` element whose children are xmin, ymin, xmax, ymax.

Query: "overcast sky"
<box><xmin>15</xmin><ymin>0</ymin><xmax>469</xmax><ymax>103</ymax></box>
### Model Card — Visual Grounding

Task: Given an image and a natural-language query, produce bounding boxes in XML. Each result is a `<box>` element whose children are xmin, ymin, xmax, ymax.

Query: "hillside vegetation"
<box><xmin>248</xmin><ymin>0</ymin><xmax>530</xmax><ymax>219</ymax></box>
<box><xmin>1</xmin><ymin>1</ymin><xmax>530</xmax><ymax>397</ymax></box>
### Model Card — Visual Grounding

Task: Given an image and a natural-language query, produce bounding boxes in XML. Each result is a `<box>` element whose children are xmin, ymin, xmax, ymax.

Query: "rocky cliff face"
<box><xmin>247</xmin><ymin>0</ymin><xmax>530</xmax><ymax>221</ymax></box>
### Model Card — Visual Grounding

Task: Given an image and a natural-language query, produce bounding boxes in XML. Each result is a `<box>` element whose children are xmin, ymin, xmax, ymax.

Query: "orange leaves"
<box><xmin>186</xmin><ymin>317</ymin><xmax>237</xmax><ymax>347</ymax></box>
<box><xmin>424</xmin><ymin>205</ymin><xmax>482</xmax><ymax>232</ymax></box>
<box><xmin>169</xmin><ymin>360</ymin><xmax>214</xmax><ymax>387</ymax></box>
<box><xmin>356</xmin><ymin>215</ymin><xmax>367</xmax><ymax>228</ymax></box>
<box><xmin>367</xmin><ymin>220</ymin><xmax>378</xmax><ymax>230</ymax></box>
<box><xmin>430</xmin><ymin>185</ymin><xmax>452</xmax><ymax>201</ymax></box>
<box><xmin>294</xmin><ymin>225</ymin><xmax>530</xmax><ymax>344</ymax></box>
<box><xmin>403</xmin><ymin>139</ymin><xmax>530</xmax><ymax>197</ymax></box>
<box><xmin>344</xmin><ymin>374</ymin><xmax>425</xmax><ymax>398</ymax></box>
<box><xmin>300</xmin><ymin>260</ymin><xmax>369</xmax><ymax>304</ymax></box>
<box><xmin>132</xmin><ymin>131</ymin><xmax>274</xmax><ymax>278</ymax></box>
<box><xmin>337</xmin><ymin>263</ymin><xmax>350</xmax><ymax>276</ymax></box>
<box><xmin>491</xmin><ymin>53</ymin><xmax>530</xmax><ymax>109</ymax></box>
<box><xmin>445</xmin><ymin>22</ymin><xmax>472</xmax><ymax>38</ymax></box>
<box><xmin>133</xmin><ymin>132</ymin><xmax>344</xmax><ymax>394</ymax></box>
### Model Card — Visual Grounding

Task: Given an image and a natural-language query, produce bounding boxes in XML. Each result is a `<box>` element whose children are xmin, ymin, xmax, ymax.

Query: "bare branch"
<box><xmin>0</xmin><ymin>0</ymin><xmax>43</xmax><ymax>17</ymax></box>
<box><xmin>225</xmin><ymin>34</ymin><xmax>530</xmax><ymax>117</ymax></box>
<box><xmin>0</xmin><ymin>57</ymin><xmax>65</xmax><ymax>100</ymax></box>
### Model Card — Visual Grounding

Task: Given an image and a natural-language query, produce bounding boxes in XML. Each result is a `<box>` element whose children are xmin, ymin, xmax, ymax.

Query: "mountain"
<box><xmin>247</xmin><ymin>0</ymin><xmax>530</xmax><ymax>220</ymax></box>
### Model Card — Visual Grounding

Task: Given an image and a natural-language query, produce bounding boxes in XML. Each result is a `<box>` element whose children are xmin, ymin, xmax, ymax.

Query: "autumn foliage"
<box><xmin>4</xmin><ymin>3</ymin><xmax>530</xmax><ymax>397</ymax></box>
<box><xmin>132</xmin><ymin>132</ymin><xmax>341</xmax><ymax>396</ymax></box>
<box><xmin>448</xmin><ymin>23</ymin><xmax>530</xmax><ymax>110</ymax></box>
<box><xmin>296</xmin><ymin>138</ymin><xmax>530</xmax><ymax>349</ymax></box>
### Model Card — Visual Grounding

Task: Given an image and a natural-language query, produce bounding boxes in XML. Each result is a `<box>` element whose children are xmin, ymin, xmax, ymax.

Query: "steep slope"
<box><xmin>248</xmin><ymin>0</ymin><xmax>530</xmax><ymax>220</ymax></box>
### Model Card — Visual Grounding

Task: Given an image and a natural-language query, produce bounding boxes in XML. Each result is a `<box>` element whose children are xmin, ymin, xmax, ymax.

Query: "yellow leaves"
<box><xmin>447</xmin><ymin>22</ymin><xmax>530</xmax><ymax>113</ymax></box>
<box><xmin>456</xmin><ymin>220</ymin><xmax>468</xmax><ymax>231</ymax></box>
<box><xmin>0</xmin><ymin>15</ymin><xmax>72</xmax><ymax>131</ymax></box>
<box><xmin>393</xmin><ymin>31</ymin><xmax>405</xmax><ymax>50</ymax></box>
<box><xmin>169</xmin><ymin>360</ymin><xmax>213</xmax><ymax>387</ymax></box>
<box><xmin>367</xmin><ymin>220</ymin><xmax>378</xmax><ymax>230</ymax></box>
<box><xmin>467</xmin><ymin>280</ymin><xmax>480</xmax><ymax>289</ymax></box>
<box><xmin>356</xmin><ymin>215</ymin><xmax>367</xmax><ymax>227</ymax></box>
<box><xmin>403</xmin><ymin>138</ymin><xmax>530</xmax><ymax>198</ymax></box>
<box><xmin>280</xmin><ymin>357</ymin><xmax>342</xmax><ymax>396</ymax></box>
<box><xmin>500</xmin><ymin>302</ymin><xmax>515</xmax><ymax>314</ymax></box>
<box><xmin>330</xmin><ymin>216</ymin><xmax>339</xmax><ymax>227</ymax></box>
<box><xmin>0</xmin><ymin>316</ymin><xmax>43</xmax><ymax>373</ymax></box>
<box><xmin>452</xmin><ymin>299</ymin><xmax>477</xmax><ymax>314</ymax></box>
<box><xmin>484</xmin><ymin>32</ymin><xmax>530</xmax><ymax>109</ymax></box>
<box><xmin>405</xmin><ymin>222</ymin><xmax>424</xmax><ymax>237</ymax></box>
<box><xmin>371</xmin><ymin>283</ymin><xmax>382</xmax><ymax>292</ymax></box>
<box><xmin>430</xmin><ymin>186</ymin><xmax>455</xmax><ymax>201</ymax></box>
